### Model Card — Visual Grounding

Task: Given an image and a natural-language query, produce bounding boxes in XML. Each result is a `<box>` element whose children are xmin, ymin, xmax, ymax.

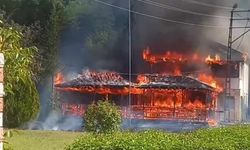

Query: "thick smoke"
<box><xmin>131</xmin><ymin>0</ymin><xmax>249</xmax><ymax>72</ymax></box>
<box><xmin>59</xmin><ymin>0</ymin><xmax>250</xmax><ymax>73</ymax></box>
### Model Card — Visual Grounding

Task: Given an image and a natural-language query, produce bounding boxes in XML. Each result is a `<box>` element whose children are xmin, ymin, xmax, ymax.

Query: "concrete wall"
<box><xmin>239</xmin><ymin>62</ymin><xmax>249</xmax><ymax>121</ymax></box>
<box><xmin>216</xmin><ymin>62</ymin><xmax>249</xmax><ymax>122</ymax></box>
<box><xmin>248</xmin><ymin>63</ymin><xmax>250</xmax><ymax>119</ymax></box>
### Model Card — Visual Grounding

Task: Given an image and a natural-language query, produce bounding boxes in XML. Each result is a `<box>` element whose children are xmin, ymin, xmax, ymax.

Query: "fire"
<box><xmin>174</xmin><ymin>67</ymin><xmax>182</xmax><ymax>76</ymax></box>
<box><xmin>143</xmin><ymin>48</ymin><xmax>187</xmax><ymax>64</ymax></box>
<box><xmin>151</xmin><ymin>91</ymin><xmax>207</xmax><ymax>110</ymax></box>
<box><xmin>207</xmin><ymin>119</ymin><xmax>218</xmax><ymax>127</ymax></box>
<box><xmin>61</xmin><ymin>103</ymin><xmax>85</xmax><ymax>116</ymax></box>
<box><xmin>55</xmin><ymin>71</ymin><xmax>144</xmax><ymax>95</ymax></box>
<box><xmin>192</xmin><ymin>53</ymin><xmax>199</xmax><ymax>60</ymax></box>
<box><xmin>137</xmin><ymin>75</ymin><xmax>150</xmax><ymax>85</ymax></box>
<box><xmin>54</xmin><ymin>72</ymin><xmax>64</xmax><ymax>85</ymax></box>
<box><xmin>185</xmin><ymin>99</ymin><xmax>205</xmax><ymax>109</ymax></box>
<box><xmin>56</xmin><ymin>86</ymin><xmax>143</xmax><ymax>95</ymax></box>
<box><xmin>55</xmin><ymin>48</ymin><xmax>226</xmax><ymax>123</ymax></box>
<box><xmin>198</xmin><ymin>73</ymin><xmax>223</xmax><ymax>92</ymax></box>
<box><xmin>129</xmin><ymin>89</ymin><xmax>215</xmax><ymax>121</ymax></box>
<box><xmin>205</xmin><ymin>54</ymin><xmax>224</xmax><ymax>65</ymax></box>
<box><xmin>143</xmin><ymin>48</ymin><xmax>228</xmax><ymax>67</ymax></box>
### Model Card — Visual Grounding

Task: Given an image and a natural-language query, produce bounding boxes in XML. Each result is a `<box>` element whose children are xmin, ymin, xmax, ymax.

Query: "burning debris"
<box><xmin>137</xmin><ymin>74</ymin><xmax>215</xmax><ymax>91</ymax></box>
<box><xmin>205</xmin><ymin>54</ymin><xmax>225</xmax><ymax>65</ymax></box>
<box><xmin>130</xmin><ymin>75</ymin><xmax>218</xmax><ymax>122</ymax></box>
<box><xmin>198</xmin><ymin>74</ymin><xmax>223</xmax><ymax>92</ymax></box>
<box><xmin>55</xmin><ymin>71</ymin><xmax>219</xmax><ymax>122</ymax></box>
<box><xmin>55</xmin><ymin>70</ymin><xmax>138</xmax><ymax>95</ymax></box>
<box><xmin>56</xmin><ymin>70</ymin><xmax>129</xmax><ymax>87</ymax></box>
<box><xmin>55</xmin><ymin>72</ymin><xmax>218</xmax><ymax>94</ymax></box>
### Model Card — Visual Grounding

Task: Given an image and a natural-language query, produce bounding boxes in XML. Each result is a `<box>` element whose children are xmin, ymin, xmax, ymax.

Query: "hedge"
<box><xmin>66</xmin><ymin>125</ymin><xmax>250</xmax><ymax>150</ymax></box>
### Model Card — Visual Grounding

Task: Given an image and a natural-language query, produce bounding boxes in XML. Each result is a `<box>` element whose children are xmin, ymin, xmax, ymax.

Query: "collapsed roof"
<box><xmin>139</xmin><ymin>75</ymin><xmax>214</xmax><ymax>91</ymax></box>
<box><xmin>55</xmin><ymin>71</ymin><xmax>130</xmax><ymax>89</ymax></box>
<box><xmin>55</xmin><ymin>72</ymin><xmax>215</xmax><ymax>93</ymax></box>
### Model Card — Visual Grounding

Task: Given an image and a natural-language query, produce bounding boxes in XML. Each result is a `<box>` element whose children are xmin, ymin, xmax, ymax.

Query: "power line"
<box><xmin>135</xmin><ymin>0</ymin><xmax>233</xmax><ymax>19</ymax></box>
<box><xmin>180</xmin><ymin>0</ymin><xmax>245</xmax><ymax>10</ymax></box>
<box><xmin>94</xmin><ymin>0</ymin><xmax>227</xmax><ymax>29</ymax></box>
<box><xmin>235</xmin><ymin>14</ymin><xmax>250</xmax><ymax>50</ymax></box>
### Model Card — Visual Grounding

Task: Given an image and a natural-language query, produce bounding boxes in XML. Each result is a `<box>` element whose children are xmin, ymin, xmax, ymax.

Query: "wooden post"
<box><xmin>0</xmin><ymin>53</ymin><xmax>4</xmax><ymax>150</ymax></box>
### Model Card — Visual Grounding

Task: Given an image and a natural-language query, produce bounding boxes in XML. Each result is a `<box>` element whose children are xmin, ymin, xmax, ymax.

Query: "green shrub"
<box><xmin>84</xmin><ymin>100</ymin><xmax>122</xmax><ymax>133</ymax></box>
<box><xmin>66</xmin><ymin>125</ymin><xmax>250</xmax><ymax>150</ymax></box>
<box><xmin>0</xmin><ymin>20</ymin><xmax>39</xmax><ymax>128</ymax></box>
<box><xmin>4</xmin><ymin>143</ymin><xmax>13</xmax><ymax>150</ymax></box>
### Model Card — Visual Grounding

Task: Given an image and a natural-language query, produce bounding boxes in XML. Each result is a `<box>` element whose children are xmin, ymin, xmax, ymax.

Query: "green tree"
<box><xmin>0</xmin><ymin>20</ymin><xmax>39</xmax><ymax>127</ymax></box>
<box><xmin>84</xmin><ymin>100</ymin><xmax>122</xmax><ymax>133</ymax></box>
<box><xmin>0</xmin><ymin>0</ymin><xmax>65</xmax><ymax>81</ymax></box>
<box><xmin>37</xmin><ymin>0</ymin><xmax>64</xmax><ymax>80</ymax></box>
<box><xmin>63</xmin><ymin>0</ymin><xmax>127</xmax><ymax>68</ymax></box>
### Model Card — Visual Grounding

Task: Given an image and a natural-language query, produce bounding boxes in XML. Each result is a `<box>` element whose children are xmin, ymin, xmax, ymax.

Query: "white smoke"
<box><xmin>28</xmin><ymin>111</ymin><xmax>82</xmax><ymax>131</ymax></box>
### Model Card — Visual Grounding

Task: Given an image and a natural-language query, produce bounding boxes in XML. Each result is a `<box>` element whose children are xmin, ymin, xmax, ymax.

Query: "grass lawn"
<box><xmin>5</xmin><ymin>130</ymin><xmax>82</xmax><ymax>150</ymax></box>
<box><xmin>5</xmin><ymin>125</ymin><xmax>250</xmax><ymax>150</ymax></box>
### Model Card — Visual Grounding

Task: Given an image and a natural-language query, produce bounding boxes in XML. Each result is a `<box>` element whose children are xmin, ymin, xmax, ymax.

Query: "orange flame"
<box><xmin>55</xmin><ymin>48</ymin><xmax>224</xmax><ymax>122</ymax></box>
<box><xmin>174</xmin><ymin>67</ymin><xmax>182</xmax><ymax>76</ymax></box>
<box><xmin>137</xmin><ymin>74</ymin><xmax>150</xmax><ymax>85</ymax></box>
<box><xmin>128</xmin><ymin>89</ymin><xmax>216</xmax><ymax>121</ymax></box>
<box><xmin>207</xmin><ymin>119</ymin><xmax>218</xmax><ymax>127</ymax></box>
<box><xmin>198</xmin><ymin>74</ymin><xmax>223</xmax><ymax>92</ymax></box>
<box><xmin>146</xmin><ymin>90</ymin><xmax>209</xmax><ymax>110</ymax></box>
<box><xmin>143</xmin><ymin>48</ymin><xmax>187</xmax><ymax>64</ymax></box>
<box><xmin>56</xmin><ymin>86</ymin><xmax>143</xmax><ymax>95</ymax></box>
<box><xmin>61</xmin><ymin>103</ymin><xmax>85</xmax><ymax>116</ymax></box>
<box><xmin>205</xmin><ymin>54</ymin><xmax>224</xmax><ymax>65</ymax></box>
<box><xmin>54</xmin><ymin>72</ymin><xmax>64</xmax><ymax>85</ymax></box>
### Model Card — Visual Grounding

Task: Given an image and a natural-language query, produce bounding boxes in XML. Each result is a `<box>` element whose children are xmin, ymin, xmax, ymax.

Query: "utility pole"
<box><xmin>225</xmin><ymin>4</ymin><xmax>250</xmax><ymax>121</ymax></box>
<box><xmin>128</xmin><ymin>0</ymin><xmax>132</xmax><ymax>128</ymax></box>
<box><xmin>225</xmin><ymin>6</ymin><xmax>234</xmax><ymax>99</ymax></box>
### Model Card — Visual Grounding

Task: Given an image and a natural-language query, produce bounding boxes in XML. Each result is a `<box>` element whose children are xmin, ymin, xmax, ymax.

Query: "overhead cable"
<box><xmin>135</xmin><ymin>0</ymin><xmax>233</xmax><ymax>19</ymax></box>
<box><xmin>179</xmin><ymin>0</ymin><xmax>245</xmax><ymax>10</ymax></box>
<box><xmin>94</xmin><ymin>0</ymin><xmax>227</xmax><ymax>29</ymax></box>
<box><xmin>235</xmin><ymin>13</ymin><xmax>250</xmax><ymax>50</ymax></box>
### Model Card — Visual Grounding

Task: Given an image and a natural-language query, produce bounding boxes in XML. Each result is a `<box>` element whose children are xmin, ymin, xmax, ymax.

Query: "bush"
<box><xmin>84</xmin><ymin>100</ymin><xmax>122</xmax><ymax>133</ymax></box>
<box><xmin>66</xmin><ymin>125</ymin><xmax>250</xmax><ymax>150</ymax></box>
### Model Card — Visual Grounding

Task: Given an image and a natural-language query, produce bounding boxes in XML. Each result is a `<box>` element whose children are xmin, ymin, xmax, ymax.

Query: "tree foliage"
<box><xmin>0</xmin><ymin>0</ymin><xmax>65</xmax><ymax>127</ymax></box>
<box><xmin>0</xmin><ymin>20</ymin><xmax>39</xmax><ymax>127</ymax></box>
<box><xmin>61</xmin><ymin>0</ymin><xmax>128</xmax><ymax>71</ymax></box>
<box><xmin>37</xmin><ymin>0</ymin><xmax>64</xmax><ymax>80</ymax></box>
<box><xmin>84</xmin><ymin>100</ymin><xmax>122</xmax><ymax>133</ymax></box>
<box><xmin>0</xmin><ymin>0</ymin><xmax>127</xmax><ymax>127</ymax></box>
<box><xmin>0</xmin><ymin>0</ymin><xmax>65</xmax><ymax>81</ymax></box>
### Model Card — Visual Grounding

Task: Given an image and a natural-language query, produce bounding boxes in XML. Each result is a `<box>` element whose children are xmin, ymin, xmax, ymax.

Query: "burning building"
<box><xmin>54</xmin><ymin>42</ymin><xmax>249</xmax><ymax>125</ymax></box>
